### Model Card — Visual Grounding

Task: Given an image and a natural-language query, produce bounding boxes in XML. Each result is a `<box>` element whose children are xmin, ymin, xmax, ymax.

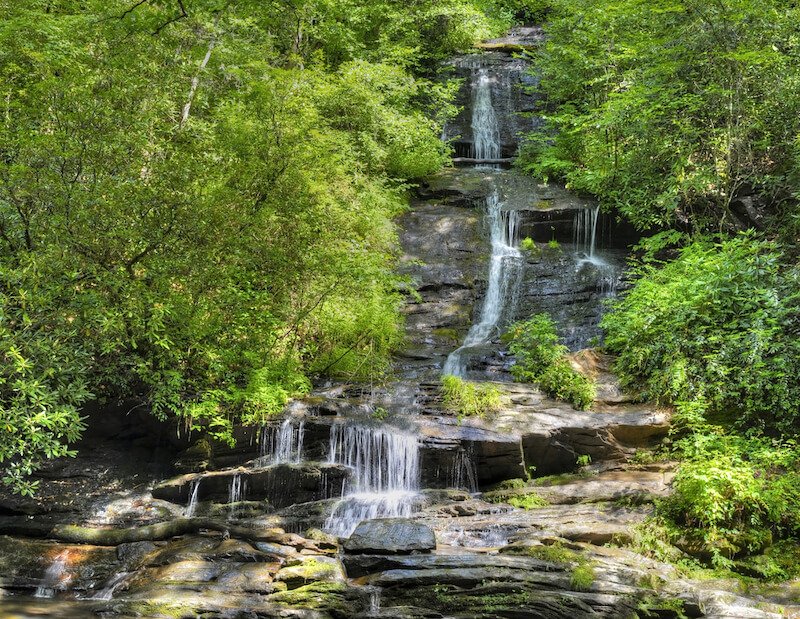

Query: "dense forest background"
<box><xmin>2</xmin><ymin>0</ymin><xmax>800</xmax><ymax>582</ymax></box>
<box><xmin>0</xmin><ymin>0</ymin><xmax>529</xmax><ymax>494</ymax></box>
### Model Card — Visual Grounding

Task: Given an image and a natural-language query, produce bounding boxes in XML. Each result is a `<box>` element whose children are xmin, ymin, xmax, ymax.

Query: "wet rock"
<box><xmin>0</xmin><ymin>537</ymin><xmax>119</xmax><ymax>594</ymax></box>
<box><xmin>343</xmin><ymin>519</ymin><xmax>436</xmax><ymax>555</ymax></box>
<box><xmin>268</xmin><ymin>580</ymin><xmax>357</xmax><ymax>618</ymax></box>
<box><xmin>215</xmin><ymin>561</ymin><xmax>283</xmax><ymax>594</ymax></box>
<box><xmin>533</xmin><ymin>468</ymin><xmax>675</xmax><ymax>505</ymax></box>
<box><xmin>151</xmin><ymin>462</ymin><xmax>350</xmax><ymax>508</ymax></box>
<box><xmin>116</xmin><ymin>541</ymin><xmax>156</xmax><ymax>568</ymax></box>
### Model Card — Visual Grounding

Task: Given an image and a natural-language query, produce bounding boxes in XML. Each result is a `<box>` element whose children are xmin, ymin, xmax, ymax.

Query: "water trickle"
<box><xmin>90</xmin><ymin>571</ymin><xmax>131</xmax><ymax>600</ymax></box>
<box><xmin>574</xmin><ymin>206</ymin><xmax>620</xmax><ymax>296</ymax></box>
<box><xmin>185</xmin><ymin>479</ymin><xmax>200</xmax><ymax>517</ymax></box>
<box><xmin>574</xmin><ymin>206</ymin><xmax>601</xmax><ymax>259</ymax></box>
<box><xmin>35</xmin><ymin>551</ymin><xmax>70</xmax><ymax>598</ymax></box>
<box><xmin>368</xmin><ymin>586</ymin><xmax>382</xmax><ymax>614</ymax></box>
<box><xmin>257</xmin><ymin>418</ymin><xmax>305</xmax><ymax>466</ymax></box>
<box><xmin>227</xmin><ymin>474</ymin><xmax>247</xmax><ymax>519</ymax></box>
<box><xmin>324</xmin><ymin>423</ymin><xmax>420</xmax><ymax>538</ymax></box>
<box><xmin>450</xmin><ymin>445</ymin><xmax>478</xmax><ymax>493</ymax></box>
<box><xmin>443</xmin><ymin>188</ymin><xmax>523</xmax><ymax>377</ymax></box>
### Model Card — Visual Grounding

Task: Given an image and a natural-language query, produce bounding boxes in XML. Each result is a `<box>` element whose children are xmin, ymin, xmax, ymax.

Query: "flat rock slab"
<box><xmin>343</xmin><ymin>519</ymin><xmax>436</xmax><ymax>555</ymax></box>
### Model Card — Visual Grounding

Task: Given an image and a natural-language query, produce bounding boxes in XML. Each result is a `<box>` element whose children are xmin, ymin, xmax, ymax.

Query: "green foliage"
<box><xmin>0</xmin><ymin>0</ymin><xmax>524</xmax><ymax>493</ymax></box>
<box><xmin>511</xmin><ymin>542</ymin><xmax>595</xmax><ymax>589</ymax></box>
<box><xmin>518</xmin><ymin>0</ymin><xmax>800</xmax><ymax>231</ymax></box>
<box><xmin>504</xmin><ymin>314</ymin><xmax>596</xmax><ymax>409</ymax></box>
<box><xmin>570</xmin><ymin>561</ymin><xmax>595</xmax><ymax>591</ymax></box>
<box><xmin>662</xmin><ymin>433</ymin><xmax>800</xmax><ymax>567</ymax></box>
<box><xmin>520</xmin><ymin>237</ymin><xmax>540</xmax><ymax>255</ymax></box>
<box><xmin>602</xmin><ymin>234</ymin><xmax>800</xmax><ymax>433</ymax></box>
<box><xmin>441</xmin><ymin>375</ymin><xmax>502</xmax><ymax>420</ymax></box>
<box><xmin>507</xmin><ymin>493</ymin><xmax>549</xmax><ymax>510</ymax></box>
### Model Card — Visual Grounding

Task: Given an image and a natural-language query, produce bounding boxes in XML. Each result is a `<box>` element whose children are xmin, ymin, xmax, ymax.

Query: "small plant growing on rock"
<box><xmin>371</xmin><ymin>406</ymin><xmax>389</xmax><ymax>420</ymax></box>
<box><xmin>503</xmin><ymin>314</ymin><xmax>596</xmax><ymax>409</ymax></box>
<box><xmin>441</xmin><ymin>375</ymin><xmax>502</xmax><ymax>420</ymax></box>
<box><xmin>570</xmin><ymin>561</ymin><xmax>595</xmax><ymax>590</ymax></box>
<box><xmin>520</xmin><ymin>237</ymin><xmax>540</xmax><ymax>256</ymax></box>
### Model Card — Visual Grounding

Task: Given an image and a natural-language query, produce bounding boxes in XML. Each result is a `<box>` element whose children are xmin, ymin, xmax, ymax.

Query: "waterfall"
<box><xmin>471</xmin><ymin>69</ymin><xmax>500</xmax><ymax>162</ymax></box>
<box><xmin>323</xmin><ymin>423</ymin><xmax>420</xmax><ymax>538</ymax></box>
<box><xmin>574</xmin><ymin>206</ymin><xmax>601</xmax><ymax>259</ymax></box>
<box><xmin>35</xmin><ymin>550</ymin><xmax>70</xmax><ymax>598</ymax></box>
<box><xmin>257</xmin><ymin>418</ymin><xmax>305</xmax><ymax>466</ymax></box>
<box><xmin>574</xmin><ymin>205</ymin><xmax>619</xmax><ymax>295</ymax></box>
<box><xmin>443</xmin><ymin>188</ymin><xmax>523</xmax><ymax>377</ymax></box>
<box><xmin>185</xmin><ymin>479</ymin><xmax>200</xmax><ymax>517</ymax></box>
<box><xmin>227</xmin><ymin>474</ymin><xmax>247</xmax><ymax>520</ymax></box>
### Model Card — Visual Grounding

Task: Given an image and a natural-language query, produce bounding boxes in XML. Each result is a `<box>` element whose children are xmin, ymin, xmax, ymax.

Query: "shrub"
<box><xmin>441</xmin><ymin>375</ymin><xmax>502</xmax><ymax>420</ymax></box>
<box><xmin>601</xmin><ymin>234</ymin><xmax>800</xmax><ymax>433</ymax></box>
<box><xmin>504</xmin><ymin>314</ymin><xmax>596</xmax><ymax>409</ymax></box>
<box><xmin>660</xmin><ymin>433</ymin><xmax>800</xmax><ymax>567</ymax></box>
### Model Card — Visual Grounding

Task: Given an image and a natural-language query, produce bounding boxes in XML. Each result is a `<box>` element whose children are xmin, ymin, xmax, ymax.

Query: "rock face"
<box><xmin>343</xmin><ymin>519</ymin><xmax>436</xmax><ymax>555</ymax></box>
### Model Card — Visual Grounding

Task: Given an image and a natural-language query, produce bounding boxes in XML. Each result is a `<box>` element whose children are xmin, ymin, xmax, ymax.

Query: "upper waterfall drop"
<box><xmin>443</xmin><ymin>62</ymin><xmax>523</xmax><ymax>377</ymax></box>
<box><xmin>471</xmin><ymin>69</ymin><xmax>501</xmax><ymax>163</ymax></box>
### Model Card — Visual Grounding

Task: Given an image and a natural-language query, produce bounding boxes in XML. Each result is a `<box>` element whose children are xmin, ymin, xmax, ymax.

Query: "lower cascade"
<box><xmin>324</xmin><ymin>422</ymin><xmax>420</xmax><ymax>537</ymax></box>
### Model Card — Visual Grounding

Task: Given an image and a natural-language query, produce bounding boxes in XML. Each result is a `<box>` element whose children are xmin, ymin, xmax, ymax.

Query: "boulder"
<box><xmin>343</xmin><ymin>519</ymin><xmax>436</xmax><ymax>555</ymax></box>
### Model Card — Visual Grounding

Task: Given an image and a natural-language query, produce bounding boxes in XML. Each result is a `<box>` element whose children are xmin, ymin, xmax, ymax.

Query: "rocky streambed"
<box><xmin>1</xmin><ymin>26</ymin><xmax>799</xmax><ymax>619</ymax></box>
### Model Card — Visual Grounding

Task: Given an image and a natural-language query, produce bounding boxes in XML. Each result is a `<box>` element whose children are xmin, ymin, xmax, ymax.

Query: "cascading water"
<box><xmin>34</xmin><ymin>551</ymin><xmax>70</xmax><ymax>598</ymax></box>
<box><xmin>574</xmin><ymin>206</ymin><xmax>619</xmax><ymax>295</ymax></box>
<box><xmin>574</xmin><ymin>206</ymin><xmax>601</xmax><ymax>259</ymax></box>
<box><xmin>257</xmin><ymin>418</ymin><xmax>305</xmax><ymax>466</ymax></box>
<box><xmin>471</xmin><ymin>69</ymin><xmax>500</xmax><ymax>162</ymax></box>
<box><xmin>227</xmin><ymin>474</ymin><xmax>246</xmax><ymax>519</ymax></box>
<box><xmin>185</xmin><ymin>479</ymin><xmax>200</xmax><ymax>517</ymax></box>
<box><xmin>450</xmin><ymin>445</ymin><xmax>478</xmax><ymax>493</ymax></box>
<box><xmin>443</xmin><ymin>62</ymin><xmax>524</xmax><ymax>377</ymax></box>
<box><xmin>323</xmin><ymin>423</ymin><xmax>420</xmax><ymax>538</ymax></box>
<box><xmin>90</xmin><ymin>571</ymin><xmax>132</xmax><ymax>600</ymax></box>
<box><xmin>443</xmin><ymin>188</ymin><xmax>523</xmax><ymax>377</ymax></box>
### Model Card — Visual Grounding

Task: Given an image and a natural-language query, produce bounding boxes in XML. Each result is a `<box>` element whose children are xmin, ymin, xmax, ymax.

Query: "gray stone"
<box><xmin>343</xmin><ymin>519</ymin><xmax>436</xmax><ymax>555</ymax></box>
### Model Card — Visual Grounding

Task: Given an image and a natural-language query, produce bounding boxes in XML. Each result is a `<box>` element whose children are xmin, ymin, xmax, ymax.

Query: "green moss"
<box><xmin>570</xmin><ymin>562</ymin><xmax>595</xmax><ymax>590</ymax></box>
<box><xmin>269</xmin><ymin>581</ymin><xmax>350</xmax><ymax>613</ymax></box>
<box><xmin>634</xmin><ymin>595</ymin><xmax>690</xmax><ymax>619</ymax></box>
<box><xmin>532</xmin><ymin>471</ymin><xmax>592</xmax><ymax>486</ymax></box>
<box><xmin>433</xmin><ymin>327</ymin><xmax>461</xmax><ymax>343</ymax></box>
<box><xmin>516</xmin><ymin>543</ymin><xmax>581</xmax><ymax>564</ymax></box>
<box><xmin>484</xmin><ymin>487</ymin><xmax>549</xmax><ymax>509</ymax></box>
<box><xmin>489</xmin><ymin>478</ymin><xmax>527</xmax><ymax>491</ymax></box>
<box><xmin>126</xmin><ymin>602</ymin><xmax>198</xmax><ymax>619</ymax></box>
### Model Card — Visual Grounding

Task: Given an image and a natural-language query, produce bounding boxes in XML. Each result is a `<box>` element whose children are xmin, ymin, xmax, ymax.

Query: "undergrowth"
<box><xmin>441</xmin><ymin>375</ymin><xmax>502</xmax><ymax>420</ymax></box>
<box><xmin>503</xmin><ymin>314</ymin><xmax>595</xmax><ymax>409</ymax></box>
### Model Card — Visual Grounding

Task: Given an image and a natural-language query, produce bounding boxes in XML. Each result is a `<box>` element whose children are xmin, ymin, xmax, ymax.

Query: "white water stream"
<box><xmin>324</xmin><ymin>423</ymin><xmax>420</xmax><ymax>537</ymax></box>
<box><xmin>34</xmin><ymin>551</ymin><xmax>70</xmax><ymax>598</ymax></box>
<box><xmin>443</xmin><ymin>67</ymin><xmax>523</xmax><ymax>377</ymax></box>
